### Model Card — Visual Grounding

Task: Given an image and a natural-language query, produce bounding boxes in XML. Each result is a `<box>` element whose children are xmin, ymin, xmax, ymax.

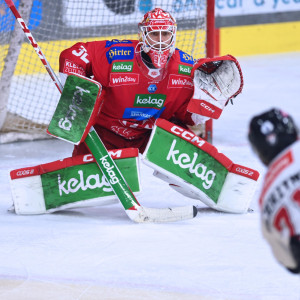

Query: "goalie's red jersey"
<box><xmin>59</xmin><ymin>40</ymin><xmax>195</xmax><ymax>152</ymax></box>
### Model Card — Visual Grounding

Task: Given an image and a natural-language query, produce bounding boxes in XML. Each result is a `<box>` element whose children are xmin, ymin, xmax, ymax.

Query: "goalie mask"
<box><xmin>248</xmin><ymin>108</ymin><xmax>298</xmax><ymax>166</ymax></box>
<box><xmin>138</xmin><ymin>8</ymin><xmax>177</xmax><ymax>69</ymax></box>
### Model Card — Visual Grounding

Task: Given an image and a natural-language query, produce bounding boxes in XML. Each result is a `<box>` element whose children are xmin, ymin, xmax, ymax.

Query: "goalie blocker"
<box><xmin>10</xmin><ymin>148</ymin><xmax>140</xmax><ymax>214</ymax></box>
<box><xmin>143</xmin><ymin>119</ymin><xmax>259</xmax><ymax>213</ymax></box>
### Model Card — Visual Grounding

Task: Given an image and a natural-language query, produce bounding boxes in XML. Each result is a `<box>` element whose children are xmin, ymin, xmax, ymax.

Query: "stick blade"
<box><xmin>126</xmin><ymin>205</ymin><xmax>197</xmax><ymax>223</ymax></box>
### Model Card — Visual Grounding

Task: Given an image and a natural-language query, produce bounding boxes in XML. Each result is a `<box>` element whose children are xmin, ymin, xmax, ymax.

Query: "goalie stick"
<box><xmin>5</xmin><ymin>0</ymin><xmax>197</xmax><ymax>223</ymax></box>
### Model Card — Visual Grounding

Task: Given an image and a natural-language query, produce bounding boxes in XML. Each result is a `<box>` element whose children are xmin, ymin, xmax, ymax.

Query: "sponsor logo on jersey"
<box><xmin>179</xmin><ymin>51</ymin><xmax>195</xmax><ymax>64</ymax></box>
<box><xmin>112</xmin><ymin>62</ymin><xmax>133</xmax><ymax>72</ymax></box>
<box><xmin>105</xmin><ymin>39</ymin><xmax>133</xmax><ymax>48</ymax></box>
<box><xmin>167</xmin><ymin>74</ymin><xmax>194</xmax><ymax>89</ymax></box>
<box><xmin>178</xmin><ymin>64</ymin><xmax>192</xmax><ymax>75</ymax></box>
<box><xmin>134</xmin><ymin>94</ymin><xmax>166</xmax><ymax>109</ymax></box>
<box><xmin>109</xmin><ymin>73</ymin><xmax>139</xmax><ymax>86</ymax></box>
<box><xmin>63</xmin><ymin>59</ymin><xmax>85</xmax><ymax>75</ymax></box>
<box><xmin>123</xmin><ymin>107</ymin><xmax>165</xmax><ymax>121</ymax></box>
<box><xmin>148</xmin><ymin>84</ymin><xmax>157</xmax><ymax>93</ymax></box>
<box><xmin>106</xmin><ymin>46</ymin><xmax>134</xmax><ymax>63</ymax></box>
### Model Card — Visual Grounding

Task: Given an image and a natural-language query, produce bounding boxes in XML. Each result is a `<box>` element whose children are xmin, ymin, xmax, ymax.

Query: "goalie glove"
<box><xmin>187</xmin><ymin>55</ymin><xmax>244</xmax><ymax>119</ymax></box>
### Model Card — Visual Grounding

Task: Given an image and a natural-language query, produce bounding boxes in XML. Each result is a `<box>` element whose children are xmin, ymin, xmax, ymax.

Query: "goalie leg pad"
<box><xmin>10</xmin><ymin>149</ymin><xmax>141</xmax><ymax>214</ymax></box>
<box><xmin>143</xmin><ymin>119</ymin><xmax>259</xmax><ymax>213</ymax></box>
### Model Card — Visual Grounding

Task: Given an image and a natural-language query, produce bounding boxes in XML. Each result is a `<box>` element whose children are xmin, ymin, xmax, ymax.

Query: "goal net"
<box><xmin>0</xmin><ymin>0</ymin><xmax>214</xmax><ymax>143</ymax></box>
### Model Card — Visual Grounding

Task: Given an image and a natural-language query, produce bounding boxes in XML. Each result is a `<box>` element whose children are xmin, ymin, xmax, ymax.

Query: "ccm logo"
<box><xmin>16</xmin><ymin>169</ymin><xmax>34</xmax><ymax>176</ymax></box>
<box><xmin>235</xmin><ymin>167</ymin><xmax>253</xmax><ymax>176</ymax></box>
<box><xmin>201</xmin><ymin>102</ymin><xmax>215</xmax><ymax>113</ymax></box>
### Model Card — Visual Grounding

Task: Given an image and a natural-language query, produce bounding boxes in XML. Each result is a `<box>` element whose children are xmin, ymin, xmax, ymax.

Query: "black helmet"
<box><xmin>248</xmin><ymin>108</ymin><xmax>298</xmax><ymax>166</ymax></box>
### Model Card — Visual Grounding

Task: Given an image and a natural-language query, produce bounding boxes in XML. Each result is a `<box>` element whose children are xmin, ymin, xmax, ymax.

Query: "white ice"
<box><xmin>0</xmin><ymin>53</ymin><xmax>300</xmax><ymax>299</ymax></box>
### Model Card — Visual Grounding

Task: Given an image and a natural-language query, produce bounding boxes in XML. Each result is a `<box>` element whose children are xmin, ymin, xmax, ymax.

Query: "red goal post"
<box><xmin>0</xmin><ymin>0</ymin><xmax>216</xmax><ymax>143</ymax></box>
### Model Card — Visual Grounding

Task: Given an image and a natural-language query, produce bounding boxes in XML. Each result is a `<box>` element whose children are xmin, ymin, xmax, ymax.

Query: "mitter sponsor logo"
<box><xmin>112</xmin><ymin>62</ymin><xmax>133</xmax><ymax>72</ymax></box>
<box><xmin>134</xmin><ymin>94</ymin><xmax>166</xmax><ymax>109</ymax></box>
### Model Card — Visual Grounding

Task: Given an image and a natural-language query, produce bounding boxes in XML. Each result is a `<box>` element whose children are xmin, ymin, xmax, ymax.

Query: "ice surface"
<box><xmin>0</xmin><ymin>53</ymin><xmax>300</xmax><ymax>299</ymax></box>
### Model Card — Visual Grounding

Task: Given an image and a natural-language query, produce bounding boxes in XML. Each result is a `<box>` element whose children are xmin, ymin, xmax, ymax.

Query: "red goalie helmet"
<box><xmin>138</xmin><ymin>7</ymin><xmax>177</xmax><ymax>69</ymax></box>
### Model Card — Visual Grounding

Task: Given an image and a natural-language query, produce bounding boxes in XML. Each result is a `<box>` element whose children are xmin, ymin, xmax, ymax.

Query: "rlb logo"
<box><xmin>112</xmin><ymin>62</ymin><xmax>133</xmax><ymax>72</ymax></box>
<box><xmin>134</xmin><ymin>94</ymin><xmax>166</xmax><ymax>109</ymax></box>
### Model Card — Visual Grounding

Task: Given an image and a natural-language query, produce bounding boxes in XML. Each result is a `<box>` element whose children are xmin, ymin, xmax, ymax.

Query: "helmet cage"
<box><xmin>138</xmin><ymin>8</ymin><xmax>177</xmax><ymax>68</ymax></box>
<box><xmin>139</xmin><ymin>25</ymin><xmax>176</xmax><ymax>53</ymax></box>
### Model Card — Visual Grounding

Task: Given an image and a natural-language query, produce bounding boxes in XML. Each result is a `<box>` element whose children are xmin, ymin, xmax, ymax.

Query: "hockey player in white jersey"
<box><xmin>248</xmin><ymin>108</ymin><xmax>300</xmax><ymax>274</ymax></box>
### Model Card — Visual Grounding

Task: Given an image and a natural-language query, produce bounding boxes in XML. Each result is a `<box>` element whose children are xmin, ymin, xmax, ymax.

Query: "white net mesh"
<box><xmin>0</xmin><ymin>0</ymin><xmax>208</xmax><ymax>143</ymax></box>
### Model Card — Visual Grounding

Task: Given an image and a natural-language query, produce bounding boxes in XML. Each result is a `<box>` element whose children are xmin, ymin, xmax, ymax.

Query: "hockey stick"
<box><xmin>5</xmin><ymin>0</ymin><xmax>197</xmax><ymax>223</ymax></box>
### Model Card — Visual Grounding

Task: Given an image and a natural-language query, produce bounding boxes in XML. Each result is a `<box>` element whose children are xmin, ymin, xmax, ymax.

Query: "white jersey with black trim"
<box><xmin>260</xmin><ymin>140</ymin><xmax>300</xmax><ymax>270</ymax></box>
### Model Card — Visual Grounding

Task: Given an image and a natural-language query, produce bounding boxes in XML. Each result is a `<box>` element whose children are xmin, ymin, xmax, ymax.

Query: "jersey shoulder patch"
<box><xmin>175</xmin><ymin>49</ymin><xmax>195</xmax><ymax>65</ymax></box>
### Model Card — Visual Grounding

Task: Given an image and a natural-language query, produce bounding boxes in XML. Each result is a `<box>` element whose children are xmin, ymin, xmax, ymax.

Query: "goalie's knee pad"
<box><xmin>10</xmin><ymin>149</ymin><xmax>140</xmax><ymax>214</ymax></box>
<box><xmin>143</xmin><ymin>119</ymin><xmax>259</xmax><ymax>213</ymax></box>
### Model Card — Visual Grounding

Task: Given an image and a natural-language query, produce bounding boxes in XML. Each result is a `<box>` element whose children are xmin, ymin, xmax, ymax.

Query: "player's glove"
<box><xmin>187</xmin><ymin>55</ymin><xmax>243</xmax><ymax>119</ymax></box>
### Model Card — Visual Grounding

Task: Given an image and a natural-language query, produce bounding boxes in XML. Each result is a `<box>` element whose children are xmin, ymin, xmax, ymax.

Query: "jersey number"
<box><xmin>274</xmin><ymin>207</ymin><xmax>295</xmax><ymax>236</ymax></box>
<box><xmin>273</xmin><ymin>188</ymin><xmax>300</xmax><ymax>236</ymax></box>
<box><xmin>72</xmin><ymin>45</ymin><xmax>90</xmax><ymax>64</ymax></box>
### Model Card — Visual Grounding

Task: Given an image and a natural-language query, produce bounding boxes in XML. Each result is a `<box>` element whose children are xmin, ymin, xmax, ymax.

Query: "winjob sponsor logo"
<box><xmin>110</xmin><ymin>73</ymin><xmax>139</xmax><ymax>86</ymax></box>
<box><xmin>168</xmin><ymin>75</ymin><xmax>193</xmax><ymax>89</ymax></box>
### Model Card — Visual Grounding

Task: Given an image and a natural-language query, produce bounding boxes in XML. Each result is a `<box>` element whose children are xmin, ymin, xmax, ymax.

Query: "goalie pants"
<box><xmin>72</xmin><ymin>125</ymin><xmax>151</xmax><ymax>156</ymax></box>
